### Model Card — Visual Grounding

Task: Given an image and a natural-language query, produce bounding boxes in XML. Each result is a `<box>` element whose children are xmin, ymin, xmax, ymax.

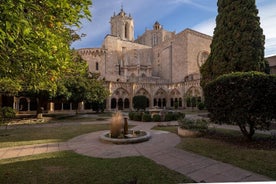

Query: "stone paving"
<box><xmin>0</xmin><ymin>120</ymin><xmax>273</xmax><ymax>183</ymax></box>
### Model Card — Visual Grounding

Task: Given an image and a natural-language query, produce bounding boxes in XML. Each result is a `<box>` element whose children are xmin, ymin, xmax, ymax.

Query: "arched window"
<box><xmin>111</xmin><ymin>98</ymin><xmax>117</xmax><ymax>109</ymax></box>
<box><xmin>96</xmin><ymin>62</ymin><xmax>99</xmax><ymax>71</ymax></box>
<box><xmin>125</xmin><ymin>23</ymin><xmax>128</xmax><ymax>39</ymax></box>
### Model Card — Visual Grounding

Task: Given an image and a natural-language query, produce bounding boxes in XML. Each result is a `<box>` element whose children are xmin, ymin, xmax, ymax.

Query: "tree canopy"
<box><xmin>0</xmin><ymin>0</ymin><xmax>92</xmax><ymax>96</ymax></box>
<box><xmin>200</xmin><ymin>0</ymin><xmax>269</xmax><ymax>87</ymax></box>
<box><xmin>204</xmin><ymin>72</ymin><xmax>276</xmax><ymax>140</ymax></box>
<box><xmin>133</xmin><ymin>96</ymin><xmax>148</xmax><ymax>111</ymax></box>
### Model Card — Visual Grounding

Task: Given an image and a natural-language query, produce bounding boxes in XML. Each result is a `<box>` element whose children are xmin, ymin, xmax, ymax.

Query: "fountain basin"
<box><xmin>100</xmin><ymin>130</ymin><xmax>151</xmax><ymax>144</ymax></box>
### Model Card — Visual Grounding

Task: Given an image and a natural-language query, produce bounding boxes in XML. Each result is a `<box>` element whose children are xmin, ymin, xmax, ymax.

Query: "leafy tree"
<box><xmin>133</xmin><ymin>96</ymin><xmax>148</xmax><ymax>111</ymax></box>
<box><xmin>200</xmin><ymin>0</ymin><xmax>269</xmax><ymax>87</ymax></box>
<box><xmin>0</xmin><ymin>0</ymin><xmax>92</xmax><ymax>115</ymax></box>
<box><xmin>0</xmin><ymin>78</ymin><xmax>21</xmax><ymax>96</ymax></box>
<box><xmin>56</xmin><ymin>55</ymin><xmax>109</xmax><ymax>114</ymax></box>
<box><xmin>204</xmin><ymin>72</ymin><xmax>276</xmax><ymax>140</ymax></box>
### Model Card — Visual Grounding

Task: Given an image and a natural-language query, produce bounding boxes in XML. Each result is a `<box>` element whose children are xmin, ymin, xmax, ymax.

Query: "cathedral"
<box><xmin>78</xmin><ymin>8</ymin><xmax>212</xmax><ymax>111</ymax></box>
<box><xmin>2</xmin><ymin>8</ymin><xmax>275</xmax><ymax>113</ymax></box>
<box><xmin>0</xmin><ymin>8</ymin><xmax>211</xmax><ymax>113</ymax></box>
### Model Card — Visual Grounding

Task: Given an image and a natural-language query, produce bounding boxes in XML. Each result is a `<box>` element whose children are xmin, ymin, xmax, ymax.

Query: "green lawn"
<box><xmin>153</xmin><ymin>126</ymin><xmax>276</xmax><ymax>180</ymax></box>
<box><xmin>0</xmin><ymin>151</ymin><xmax>193</xmax><ymax>184</ymax></box>
<box><xmin>0</xmin><ymin>124</ymin><xmax>109</xmax><ymax>148</ymax></box>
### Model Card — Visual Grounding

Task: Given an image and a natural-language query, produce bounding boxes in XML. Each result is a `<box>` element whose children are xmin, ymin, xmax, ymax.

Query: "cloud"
<box><xmin>71</xmin><ymin>0</ymin><xmax>276</xmax><ymax>57</ymax></box>
<box><xmin>169</xmin><ymin>0</ymin><xmax>215</xmax><ymax>12</ymax></box>
<box><xmin>258</xmin><ymin>2</ymin><xmax>276</xmax><ymax>56</ymax></box>
<box><xmin>192</xmin><ymin>18</ymin><xmax>216</xmax><ymax>36</ymax></box>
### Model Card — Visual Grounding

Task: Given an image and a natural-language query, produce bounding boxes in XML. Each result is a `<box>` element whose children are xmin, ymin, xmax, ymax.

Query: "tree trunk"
<box><xmin>238</xmin><ymin>123</ymin><xmax>255</xmax><ymax>141</ymax></box>
<box><xmin>36</xmin><ymin>97</ymin><xmax>43</xmax><ymax>119</ymax></box>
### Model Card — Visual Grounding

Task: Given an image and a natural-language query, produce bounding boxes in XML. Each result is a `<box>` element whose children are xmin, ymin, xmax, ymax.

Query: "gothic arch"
<box><xmin>153</xmin><ymin>88</ymin><xmax>167</xmax><ymax>108</ymax></box>
<box><xmin>135</xmin><ymin>88</ymin><xmax>150</xmax><ymax>98</ymax></box>
<box><xmin>135</xmin><ymin>88</ymin><xmax>151</xmax><ymax>108</ymax></box>
<box><xmin>169</xmin><ymin>89</ymin><xmax>182</xmax><ymax>108</ymax></box>
<box><xmin>185</xmin><ymin>86</ymin><xmax>202</xmax><ymax>97</ymax></box>
<box><xmin>110</xmin><ymin>87</ymin><xmax>130</xmax><ymax>110</ymax></box>
<box><xmin>154</xmin><ymin>88</ymin><xmax>167</xmax><ymax>98</ymax></box>
<box><xmin>111</xmin><ymin>87</ymin><xmax>130</xmax><ymax>99</ymax></box>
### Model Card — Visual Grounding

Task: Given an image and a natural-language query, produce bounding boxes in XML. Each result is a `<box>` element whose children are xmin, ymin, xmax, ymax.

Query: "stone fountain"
<box><xmin>99</xmin><ymin>112</ymin><xmax>151</xmax><ymax>144</ymax></box>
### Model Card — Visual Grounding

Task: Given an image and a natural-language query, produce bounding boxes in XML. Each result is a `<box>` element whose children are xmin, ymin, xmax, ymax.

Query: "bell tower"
<box><xmin>110</xmin><ymin>8</ymin><xmax>134</xmax><ymax>41</ymax></box>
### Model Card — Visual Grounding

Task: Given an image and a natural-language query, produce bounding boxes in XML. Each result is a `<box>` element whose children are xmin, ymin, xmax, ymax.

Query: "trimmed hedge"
<box><xmin>0</xmin><ymin>107</ymin><xmax>16</xmax><ymax>123</ymax></box>
<box><xmin>204</xmin><ymin>72</ymin><xmax>276</xmax><ymax>139</ymax></box>
<box><xmin>128</xmin><ymin>111</ymin><xmax>185</xmax><ymax>122</ymax></box>
<box><xmin>128</xmin><ymin>111</ymin><xmax>135</xmax><ymax>120</ymax></box>
<box><xmin>142</xmin><ymin>113</ymin><xmax>152</xmax><ymax>122</ymax></box>
<box><xmin>179</xmin><ymin>118</ymin><xmax>208</xmax><ymax>132</ymax></box>
<box><xmin>133</xmin><ymin>112</ymin><xmax>142</xmax><ymax>121</ymax></box>
<box><xmin>197</xmin><ymin>102</ymin><xmax>205</xmax><ymax>110</ymax></box>
<box><xmin>152</xmin><ymin>114</ymin><xmax>161</xmax><ymax>122</ymax></box>
<box><xmin>164</xmin><ymin>112</ymin><xmax>174</xmax><ymax>121</ymax></box>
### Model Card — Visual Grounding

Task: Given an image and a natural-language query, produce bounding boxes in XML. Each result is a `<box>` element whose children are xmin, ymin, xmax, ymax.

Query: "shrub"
<box><xmin>133</xmin><ymin>96</ymin><xmax>148</xmax><ymax>111</ymax></box>
<box><xmin>142</xmin><ymin>113</ymin><xmax>152</xmax><ymax>122</ymax></box>
<box><xmin>128</xmin><ymin>111</ymin><xmax>135</xmax><ymax>120</ymax></box>
<box><xmin>204</xmin><ymin>72</ymin><xmax>276</xmax><ymax>140</ymax></box>
<box><xmin>175</xmin><ymin>112</ymin><xmax>185</xmax><ymax>120</ymax></box>
<box><xmin>152</xmin><ymin>114</ymin><xmax>161</xmax><ymax>122</ymax></box>
<box><xmin>197</xmin><ymin>102</ymin><xmax>205</xmax><ymax>110</ymax></box>
<box><xmin>0</xmin><ymin>106</ymin><xmax>16</xmax><ymax>123</ymax></box>
<box><xmin>179</xmin><ymin>118</ymin><xmax>208</xmax><ymax>133</ymax></box>
<box><xmin>164</xmin><ymin>112</ymin><xmax>174</xmax><ymax>121</ymax></box>
<box><xmin>133</xmin><ymin>112</ymin><xmax>142</xmax><ymax>121</ymax></box>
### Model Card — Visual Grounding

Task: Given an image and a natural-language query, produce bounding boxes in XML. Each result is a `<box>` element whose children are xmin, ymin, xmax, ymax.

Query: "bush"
<box><xmin>204</xmin><ymin>72</ymin><xmax>276</xmax><ymax>140</ymax></box>
<box><xmin>142</xmin><ymin>113</ymin><xmax>152</xmax><ymax>122</ymax></box>
<box><xmin>197</xmin><ymin>102</ymin><xmax>205</xmax><ymax>110</ymax></box>
<box><xmin>179</xmin><ymin>118</ymin><xmax>208</xmax><ymax>132</ymax></box>
<box><xmin>175</xmin><ymin>112</ymin><xmax>185</xmax><ymax>120</ymax></box>
<box><xmin>128</xmin><ymin>111</ymin><xmax>135</xmax><ymax>120</ymax></box>
<box><xmin>133</xmin><ymin>96</ymin><xmax>148</xmax><ymax>111</ymax></box>
<box><xmin>133</xmin><ymin>112</ymin><xmax>142</xmax><ymax>121</ymax></box>
<box><xmin>0</xmin><ymin>107</ymin><xmax>16</xmax><ymax>122</ymax></box>
<box><xmin>152</xmin><ymin>114</ymin><xmax>161</xmax><ymax>122</ymax></box>
<box><xmin>164</xmin><ymin>112</ymin><xmax>174</xmax><ymax>121</ymax></box>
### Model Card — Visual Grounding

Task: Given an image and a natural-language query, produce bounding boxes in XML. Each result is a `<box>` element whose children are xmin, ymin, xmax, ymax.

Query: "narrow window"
<box><xmin>96</xmin><ymin>62</ymin><xmax>99</xmax><ymax>71</ymax></box>
<box><xmin>125</xmin><ymin>23</ymin><xmax>128</xmax><ymax>39</ymax></box>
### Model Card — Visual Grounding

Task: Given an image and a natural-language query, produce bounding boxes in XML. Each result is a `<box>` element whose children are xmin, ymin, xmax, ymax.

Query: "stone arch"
<box><xmin>111</xmin><ymin>87</ymin><xmax>129</xmax><ymax>99</ymax></box>
<box><xmin>169</xmin><ymin>89</ymin><xmax>182</xmax><ymax>108</ymax></box>
<box><xmin>153</xmin><ymin>88</ymin><xmax>167</xmax><ymax>108</ymax></box>
<box><xmin>124</xmin><ymin>98</ymin><xmax>130</xmax><ymax>109</ymax></box>
<box><xmin>110</xmin><ymin>87</ymin><xmax>130</xmax><ymax>110</ymax></box>
<box><xmin>19</xmin><ymin>97</ymin><xmax>28</xmax><ymax>111</ymax></box>
<box><xmin>185</xmin><ymin>86</ymin><xmax>203</xmax><ymax>108</ymax></box>
<box><xmin>111</xmin><ymin>98</ymin><xmax>117</xmax><ymax>109</ymax></box>
<box><xmin>135</xmin><ymin>88</ymin><xmax>151</xmax><ymax>108</ymax></box>
<box><xmin>185</xmin><ymin>86</ymin><xmax>201</xmax><ymax>97</ymax></box>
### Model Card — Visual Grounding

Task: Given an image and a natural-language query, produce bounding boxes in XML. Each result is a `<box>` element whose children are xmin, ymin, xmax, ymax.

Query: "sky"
<box><xmin>71</xmin><ymin>0</ymin><xmax>276</xmax><ymax>57</ymax></box>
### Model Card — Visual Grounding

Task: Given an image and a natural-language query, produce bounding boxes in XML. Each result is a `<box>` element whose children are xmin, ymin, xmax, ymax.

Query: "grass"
<box><xmin>153</xmin><ymin>126</ymin><xmax>276</xmax><ymax>179</ymax></box>
<box><xmin>177</xmin><ymin>137</ymin><xmax>276</xmax><ymax>180</ymax></box>
<box><xmin>153</xmin><ymin>126</ymin><xmax>178</xmax><ymax>134</ymax></box>
<box><xmin>0</xmin><ymin>124</ymin><xmax>109</xmax><ymax>148</ymax></box>
<box><xmin>0</xmin><ymin>151</ymin><xmax>193</xmax><ymax>184</ymax></box>
<box><xmin>46</xmin><ymin>113</ymin><xmax>112</xmax><ymax>123</ymax></box>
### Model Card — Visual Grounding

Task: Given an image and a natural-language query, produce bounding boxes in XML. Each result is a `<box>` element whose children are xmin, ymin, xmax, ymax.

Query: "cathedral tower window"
<box><xmin>96</xmin><ymin>62</ymin><xmax>99</xmax><ymax>71</ymax></box>
<box><xmin>125</xmin><ymin>23</ymin><xmax>129</xmax><ymax>39</ymax></box>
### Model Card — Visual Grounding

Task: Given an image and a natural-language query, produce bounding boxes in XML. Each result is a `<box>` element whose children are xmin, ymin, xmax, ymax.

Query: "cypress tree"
<box><xmin>200</xmin><ymin>0</ymin><xmax>269</xmax><ymax>87</ymax></box>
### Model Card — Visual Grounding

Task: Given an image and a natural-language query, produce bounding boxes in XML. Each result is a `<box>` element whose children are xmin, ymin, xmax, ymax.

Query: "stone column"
<box><xmin>27</xmin><ymin>99</ymin><xmax>31</xmax><ymax>111</ymax></box>
<box><xmin>49</xmin><ymin>102</ymin><xmax>54</xmax><ymax>112</ymax></box>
